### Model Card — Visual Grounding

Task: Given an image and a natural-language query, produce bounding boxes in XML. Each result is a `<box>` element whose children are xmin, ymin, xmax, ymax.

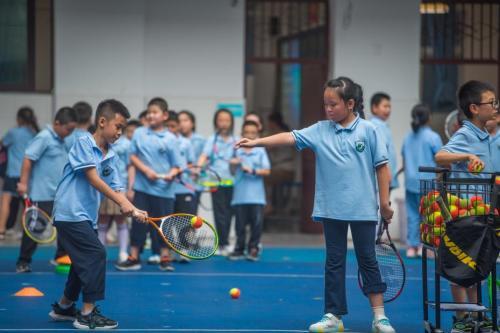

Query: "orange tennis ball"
<box><xmin>468</xmin><ymin>161</ymin><xmax>484</xmax><ymax>174</ymax></box>
<box><xmin>229</xmin><ymin>288</ymin><xmax>241</xmax><ymax>299</ymax></box>
<box><xmin>190</xmin><ymin>216</ymin><xmax>203</xmax><ymax>229</ymax></box>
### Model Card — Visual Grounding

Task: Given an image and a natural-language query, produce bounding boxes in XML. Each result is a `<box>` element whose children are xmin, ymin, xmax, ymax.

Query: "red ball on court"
<box><xmin>190</xmin><ymin>216</ymin><xmax>203</xmax><ymax>229</ymax></box>
<box><xmin>229</xmin><ymin>288</ymin><xmax>241</xmax><ymax>299</ymax></box>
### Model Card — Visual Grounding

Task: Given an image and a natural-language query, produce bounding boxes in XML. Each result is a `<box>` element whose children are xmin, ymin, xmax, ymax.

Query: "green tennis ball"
<box><xmin>190</xmin><ymin>216</ymin><xmax>203</xmax><ymax>229</ymax></box>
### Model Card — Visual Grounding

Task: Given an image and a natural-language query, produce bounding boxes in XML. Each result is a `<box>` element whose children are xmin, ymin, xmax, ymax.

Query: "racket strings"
<box><xmin>25</xmin><ymin>207</ymin><xmax>53</xmax><ymax>240</ymax></box>
<box><xmin>180</xmin><ymin>168</ymin><xmax>220</xmax><ymax>192</ymax></box>
<box><xmin>375</xmin><ymin>243</ymin><xmax>405</xmax><ymax>300</ymax></box>
<box><xmin>159</xmin><ymin>215</ymin><xmax>217</xmax><ymax>259</ymax></box>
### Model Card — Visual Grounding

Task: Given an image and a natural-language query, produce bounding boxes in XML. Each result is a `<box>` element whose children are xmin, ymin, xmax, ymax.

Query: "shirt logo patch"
<box><xmin>102</xmin><ymin>166</ymin><xmax>113</xmax><ymax>177</ymax></box>
<box><xmin>355</xmin><ymin>141</ymin><xmax>365</xmax><ymax>152</ymax></box>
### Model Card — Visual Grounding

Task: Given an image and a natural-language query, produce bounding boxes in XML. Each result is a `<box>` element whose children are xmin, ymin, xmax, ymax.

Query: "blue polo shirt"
<box><xmin>441</xmin><ymin>121</ymin><xmax>494</xmax><ymax>178</ymax></box>
<box><xmin>202</xmin><ymin>134</ymin><xmax>240</xmax><ymax>185</ymax></box>
<box><xmin>25</xmin><ymin>125</ymin><xmax>68</xmax><ymax>201</ymax></box>
<box><xmin>370</xmin><ymin>116</ymin><xmax>399</xmax><ymax>189</ymax></box>
<box><xmin>292</xmin><ymin>116</ymin><xmax>388</xmax><ymax>222</ymax></box>
<box><xmin>130</xmin><ymin>127</ymin><xmax>182</xmax><ymax>199</ymax></box>
<box><xmin>174</xmin><ymin>134</ymin><xmax>194</xmax><ymax>195</ymax></box>
<box><xmin>112</xmin><ymin>136</ymin><xmax>131</xmax><ymax>185</ymax></box>
<box><xmin>401</xmin><ymin>126</ymin><xmax>443</xmax><ymax>193</ymax></box>
<box><xmin>189</xmin><ymin>132</ymin><xmax>206</xmax><ymax>162</ymax></box>
<box><xmin>53</xmin><ymin>133</ymin><xmax>123</xmax><ymax>228</ymax></box>
<box><xmin>231</xmin><ymin>147</ymin><xmax>270</xmax><ymax>206</ymax></box>
<box><xmin>65</xmin><ymin>128</ymin><xmax>89</xmax><ymax>151</ymax></box>
<box><xmin>2</xmin><ymin>126</ymin><xmax>36</xmax><ymax>178</ymax></box>
<box><xmin>491</xmin><ymin>131</ymin><xmax>499</xmax><ymax>171</ymax></box>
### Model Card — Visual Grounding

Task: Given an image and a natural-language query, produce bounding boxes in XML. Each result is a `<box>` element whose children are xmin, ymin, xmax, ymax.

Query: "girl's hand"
<box><xmin>145</xmin><ymin>168</ymin><xmax>158</xmax><ymax>181</ymax></box>
<box><xmin>126</xmin><ymin>189</ymin><xmax>135</xmax><ymax>201</ymax></box>
<box><xmin>16</xmin><ymin>182</ymin><xmax>28</xmax><ymax>196</ymax></box>
<box><xmin>241</xmin><ymin>165</ymin><xmax>253</xmax><ymax>174</ymax></box>
<box><xmin>235</xmin><ymin>138</ymin><xmax>257</xmax><ymax>149</ymax></box>
<box><xmin>132</xmin><ymin>209</ymin><xmax>148</xmax><ymax>223</ymax></box>
<box><xmin>380</xmin><ymin>203</ymin><xmax>394</xmax><ymax>223</ymax></box>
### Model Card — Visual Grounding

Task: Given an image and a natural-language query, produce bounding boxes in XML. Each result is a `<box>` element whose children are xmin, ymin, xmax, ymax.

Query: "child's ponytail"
<box><xmin>17</xmin><ymin>106</ymin><xmax>40</xmax><ymax>133</ymax></box>
<box><xmin>410</xmin><ymin>103</ymin><xmax>431</xmax><ymax>133</ymax></box>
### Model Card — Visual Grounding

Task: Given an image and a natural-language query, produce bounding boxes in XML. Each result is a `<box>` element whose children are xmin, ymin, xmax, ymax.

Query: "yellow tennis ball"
<box><xmin>229</xmin><ymin>288</ymin><xmax>241</xmax><ymax>299</ymax></box>
<box><xmin>190</xmin><ymin>216</ymin><xmax>203</xmax><ymax>229</ymax></box>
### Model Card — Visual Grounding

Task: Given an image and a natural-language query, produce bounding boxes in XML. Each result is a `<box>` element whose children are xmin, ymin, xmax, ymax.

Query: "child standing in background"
<box><xmin>97</xmin><ymin>119</ymin><xmax>140</xmax><ymax>263</ymax></box>
<box><xmin>370</xmin><ymin>93</ymin><xmax>399</xmax><ymax>190</ymax></box>
<box><xmin>401</xmin><ymin>104</ymin><xmax>442</xmax><ymax>258</ymax></box>
<box><xmin>236</xmin><ymin>77</ymin><xmax>396</xmax><ymax>333</ymax></box>
<box><xmin>229</xmin><ymin>120</ymin><xmax>270</xmax><ymax>261</ymax></box>
<box><xmin>197</xmin><ymin>109</ymin><xmax>239</xmax><ymax>256</ymax></box>
<box><xmin>0</xmin><ymin>107</ymin><xmax>39</xmax><ymax>240</ymax></box>
<box><xmin>116</xmin><ymin>98</ymin><xmax>182</xmax><ymax>272</ymax></box>
<box><xmin>65</xmin><ymin>101</ymin><xmax>93</xmax><ymax>151</ymax></box>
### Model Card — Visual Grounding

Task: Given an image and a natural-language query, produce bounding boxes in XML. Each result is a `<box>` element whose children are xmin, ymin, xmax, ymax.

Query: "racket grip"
<box><xmin>418</xmin><ymin>166</ymin><xmax>450</xmax><ymax>173</ymax></box>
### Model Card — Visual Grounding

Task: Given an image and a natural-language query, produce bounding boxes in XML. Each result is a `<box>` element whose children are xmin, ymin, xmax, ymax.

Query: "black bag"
<box><xmin>0</xmin><ymin>145</ymin><xmax>7</xmax><ymax>178</ymax></box>
<box><xmin>438</xmin><ymin>215</ymin><xmax>500</xmax><ymax>287</ymax></box>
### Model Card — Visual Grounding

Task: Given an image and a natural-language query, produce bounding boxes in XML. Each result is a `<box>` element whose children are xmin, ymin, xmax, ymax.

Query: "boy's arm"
<box><xmin>129</xmin><ymin>154</ymin><xmax>158</xmax><ymax>181</ymax></box>
<box><xmin>17</xmin><ymin>158</ymin><xmax>33</xmax><ymax>196</ymax></box>
<box><xmin>376</xmin><ymin>163</ymin><xmax>394</xmax><ymax>223</ymax></box>
<box><xmin>84</xmin><ymin>167</ymin><xmax>146</xmax><ymax>220</ymax></box>
<box><xmin>126</xmin><ymin>165</ymin><xmax>135</xmax><ymax>201</ymax></box>
<box><xmin>236</xmin><ymin>132</ymin><xmax>295</xmax><ymax>149</ymax></box>
<box><xmin>435</xmin><ymin>150</ymin><xmax>483</xmax><ymax>168</ymax></box>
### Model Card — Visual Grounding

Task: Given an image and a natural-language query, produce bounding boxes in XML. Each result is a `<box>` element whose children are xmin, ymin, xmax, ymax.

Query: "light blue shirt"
<box><xmin>202</xmin><ymin>134</ymin><xmax>240</xmax><ymax>185</ymax></box>
<box><xmin>441</xmin><ymin>120</ymin><xmax>494</xmax><ymax>178</ymax></box>
<box><xmin>231</xmin><ymin>147</ymin><xmax>270</xmax><ymax>206</ymax></box>
<box><xmin>292</xmin><ymin>116</ymin><xmax>388</xmax><ymax>222</ymax></box>
<box><xmin>25</xmin><ymin>125</ymin><xmax>68</xmax><ymax>201</ymax></box>
<box><xmin>490</xmin><ymin>130</ymin><xmax>499</xmax><ymax>171</ymax></box>
<box><xmin>371</xmin><ymin>116</ymin><xmax>399</xmax><ymax>189</ymax></box>
<box><xmin>130</xmin><ymin>127</ymin><xmax>182</xmax><ymax>199</ymax></box>
<box><xmin>65</xmin><ymin>128</ymin><xmax>89</xmax><ymax>151</ymax></box>
<box><xmin>174</xmin><ymin>134</ymin><xmax>194</xmax><ymax>195</ymax></box>
<box><xmin>2</xmin><ymin>126</ymin><xmax>36</xmax><ymax>178</ymax></box>
<box><xmin>112</xmin><ymin>136</ymin><xmax>131</xmax><ymax>186</ymax></box>
<box><xmin>53</xmin><ymin>132</ymin><xmax>123</xmax><ymax>228</ymax></box>
<box><xmin>402</xmin><ymin>126</ymin><xmax>443</xmax><ymax>194</ymax></box>
<box><xmin>189</xmin><ymin>132</ymin><xmax>206</xmax><ymax>162</ymax></box>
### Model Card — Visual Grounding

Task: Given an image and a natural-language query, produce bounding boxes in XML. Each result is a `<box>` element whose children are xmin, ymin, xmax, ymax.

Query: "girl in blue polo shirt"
<box><xmin>236</xmin><ymin>77</ymin><xmax>396</xmax><ymax>333</ymax></box>
<box><xmin>0</xmin><ymin>107</ymin><xmax>39</xmax><ymax>240</ymax></box>
<box><xmin>197</xmin><ymin>109</ymin><xmax>239</xmax><ymax>256</ymax></box>
<box><xmin>401</xmin><ymin>104</ymin><xmax>442</xmax><ymax>258</ymax></box>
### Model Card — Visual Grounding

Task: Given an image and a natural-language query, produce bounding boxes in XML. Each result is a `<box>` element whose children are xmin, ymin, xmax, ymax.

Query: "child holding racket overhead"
<box><xmin>197</xmin><ymin>108</ymin><xmax>239</xmax><ymax>256</ymax></box>
<box><xmin>236</xmin><ymin>77</ymin><xmax>396</xmax><ymax>333</ymax></box>
<box><xmin>49</xmin><ymin>99</ymin><xmax>147</xmax><ymax>330</ymax></box>
<box><xmin>229</xmin><ymin>120</ymin><xmax>270</xmax><ymax>261</ymax></box>
<box><xmin>116</xmin><ymin>98</ymin><xmax>182</xmax><ymax>272</ymax></box>
<box><xmin>15</xmin><ymin>107</ymin><xmax>78</xmax><ymax>273</ymax></box>
<box><xmin>435</xmin><ymin>80</ymin><xmax>497</xmax><ymax>333</ymax></box>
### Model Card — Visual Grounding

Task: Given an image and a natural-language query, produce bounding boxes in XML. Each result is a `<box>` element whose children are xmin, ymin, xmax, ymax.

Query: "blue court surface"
<box><xmin>0</xmin><ymin>245</ymin><xmax>493</xmax><ymax>332</ymax></box>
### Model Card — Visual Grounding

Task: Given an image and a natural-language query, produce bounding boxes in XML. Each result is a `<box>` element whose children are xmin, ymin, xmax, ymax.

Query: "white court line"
<box><xmin>0</xmin><ymin>329</ymin><xmax>317</xmax><ymax>332</ymax></box>
<box><xmin>0</xmin><ymin>271</ymin><xmax>422</xmax><ymax>280</ymax></box>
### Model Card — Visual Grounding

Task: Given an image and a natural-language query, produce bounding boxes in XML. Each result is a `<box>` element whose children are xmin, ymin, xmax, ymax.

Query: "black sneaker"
<box><xmin>49</xmin><ymin>302</ymin><xmax>78</xmax><ymax>321</ymax></box>
<box><xmin>451</xmin><ymin>315</ymin><xmax>476</xmax><ymax>333</ymax></box>
<box><xmin>228</xmin><ymin>251</ymin><xmax>245</xmax><ymax>261</ymax></box>
<box><xmin>246</xmin><ymin>248</ymin><xmax>260</xmax><ymax>262</ymax></box>
<box><xmin>16</xmin><ymin>262</ymin><xmax>32</xmax><ymax>273</ymax></box>
<box><xmin>115</xmin><ymin>256</ymin><xmax>141</xmax><ymax>271</ymax></box>
<box><xmin>159</xmin><ymin>256</ymin><xmax>175</xmax><ymax>271</ymax></box>
<box><xmin>73</xmin><ymin>306</ymin><xmax>118</xmax><ymax>330</ymax></box>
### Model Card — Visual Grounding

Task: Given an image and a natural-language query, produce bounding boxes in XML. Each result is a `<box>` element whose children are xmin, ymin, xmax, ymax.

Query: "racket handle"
<box><xmin>418</xmin><ymin>166</ymin><xmax>450</xmax><ymax>173</ymax></box>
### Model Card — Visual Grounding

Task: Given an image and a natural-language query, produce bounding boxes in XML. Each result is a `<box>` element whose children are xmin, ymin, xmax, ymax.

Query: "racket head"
<box><xmin>178</xmin><ymin>166</ymin><xmax>221</xmax><ymax>193</ymax></box>
<box><xmin>358</xmin><ymin>222</ymin><xmax>406</xmax><ymax>303</ymax></box>
<box><xmin>154</xmin><ymin>214</ymin><xmax>219</xmax><ymax>260</ymax></box>
<box><xmin>22</xmin><ymin>205</ymin><xmax>56</xmax><ymax>244</ymax></box>
<box><xmin>444</xmin><ymin>109</ymin><xmax>460</xmax><ymax>139</ymax></box>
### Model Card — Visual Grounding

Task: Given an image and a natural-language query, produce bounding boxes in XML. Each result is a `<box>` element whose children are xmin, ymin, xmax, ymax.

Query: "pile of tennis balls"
<box><xmin>419</xmin><ymin>191</ymin><xmax>498</xmax><ymax>247</ymax></box>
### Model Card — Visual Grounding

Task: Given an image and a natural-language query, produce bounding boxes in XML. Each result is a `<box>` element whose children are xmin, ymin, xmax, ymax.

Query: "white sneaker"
<box><xmin>147</xmin><ymin>255</ymin><xmax>161</xmax><ymax>265</ymax></box>
<box><xmin>309</xmin><ymin>313</ymin><xmax>344</xmax><ymax>333</ymax></box>
<box><xmin>215</xmin><ymin>246</ymin><xmax>230</xmax><ymax>257</ymax></box>
<box><xmin>372</xmin><ymin>316</ymin><xmax>396</xmax><ymax>333</ymax></box>
<box><xmin>118</xmin><ymin>252</ymin><xmax>129</xmax><ymax>263</ymax></box>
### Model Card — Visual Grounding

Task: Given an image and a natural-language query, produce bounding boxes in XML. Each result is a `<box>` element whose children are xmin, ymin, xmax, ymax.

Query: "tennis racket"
<box><xmin>22</xmin><ymin>195</ymin><xmax>56</xmax><ymax>244</ymax></box>
<box><xmin>176</xmin><ymin>166</ymin><xmax>221</xmax><ymax>193</ymax></box>
<box><xmin>141</xmin><ymin>213</ymin><xmax>218</xmax><ymax>260</ymax></box>
<box><xmin>358</xmin><ymin>218</ymin><xmax>406</xmax><ymax>302</ymax></box>
<box><xmin>444</xmin><ymin>109</ymin><xmax>461</xmax><ymax>139</ymax></box>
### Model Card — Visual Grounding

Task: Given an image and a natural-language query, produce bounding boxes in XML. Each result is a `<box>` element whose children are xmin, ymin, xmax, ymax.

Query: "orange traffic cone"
<box><xmin>13</xmin><ymin>287</ymin><xmax>44</xmax><ymax>297</ymax></box>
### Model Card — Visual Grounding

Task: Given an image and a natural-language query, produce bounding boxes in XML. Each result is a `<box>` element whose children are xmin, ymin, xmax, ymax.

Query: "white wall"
<box><xmin>331</xmin><ymin>0</ymin><xmax>421</xmax><ymax>241</ymax></box>
<box><xmin>0</xmin><ymin>93</ymin><xmax>53</xmax><ymax>136</ymax></box>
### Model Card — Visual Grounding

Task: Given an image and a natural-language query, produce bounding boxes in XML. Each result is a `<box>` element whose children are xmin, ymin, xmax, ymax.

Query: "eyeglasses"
<box><xmin>477</xmin><ymin>99</ymin><xmax>499</xmax><ymax>109</ymax></box>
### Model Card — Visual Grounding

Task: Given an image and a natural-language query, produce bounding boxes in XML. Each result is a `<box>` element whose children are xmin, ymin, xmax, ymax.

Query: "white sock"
<box><xmin>372</xmin><ymin>306</ymin><xmax>385</xmax><ymax>320</ymax></box>
<box><xmin>117</xmin><ymin>222</ymin><xmax>129</xmax><ymax>254</ymax></box>
<box><xmin>81</xmin><ymin>307</ymin><xmax>93</xmax><ymax>316</ymax></box>
<box><xmin>58</xmin><ymin>301</ymin><xmax>73</xmax><ymax>309</ymax></box>
<box><xmin>97</xmin><ymin>223</ymin><xmax>108</xmax><ymax>245</ymax></box>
